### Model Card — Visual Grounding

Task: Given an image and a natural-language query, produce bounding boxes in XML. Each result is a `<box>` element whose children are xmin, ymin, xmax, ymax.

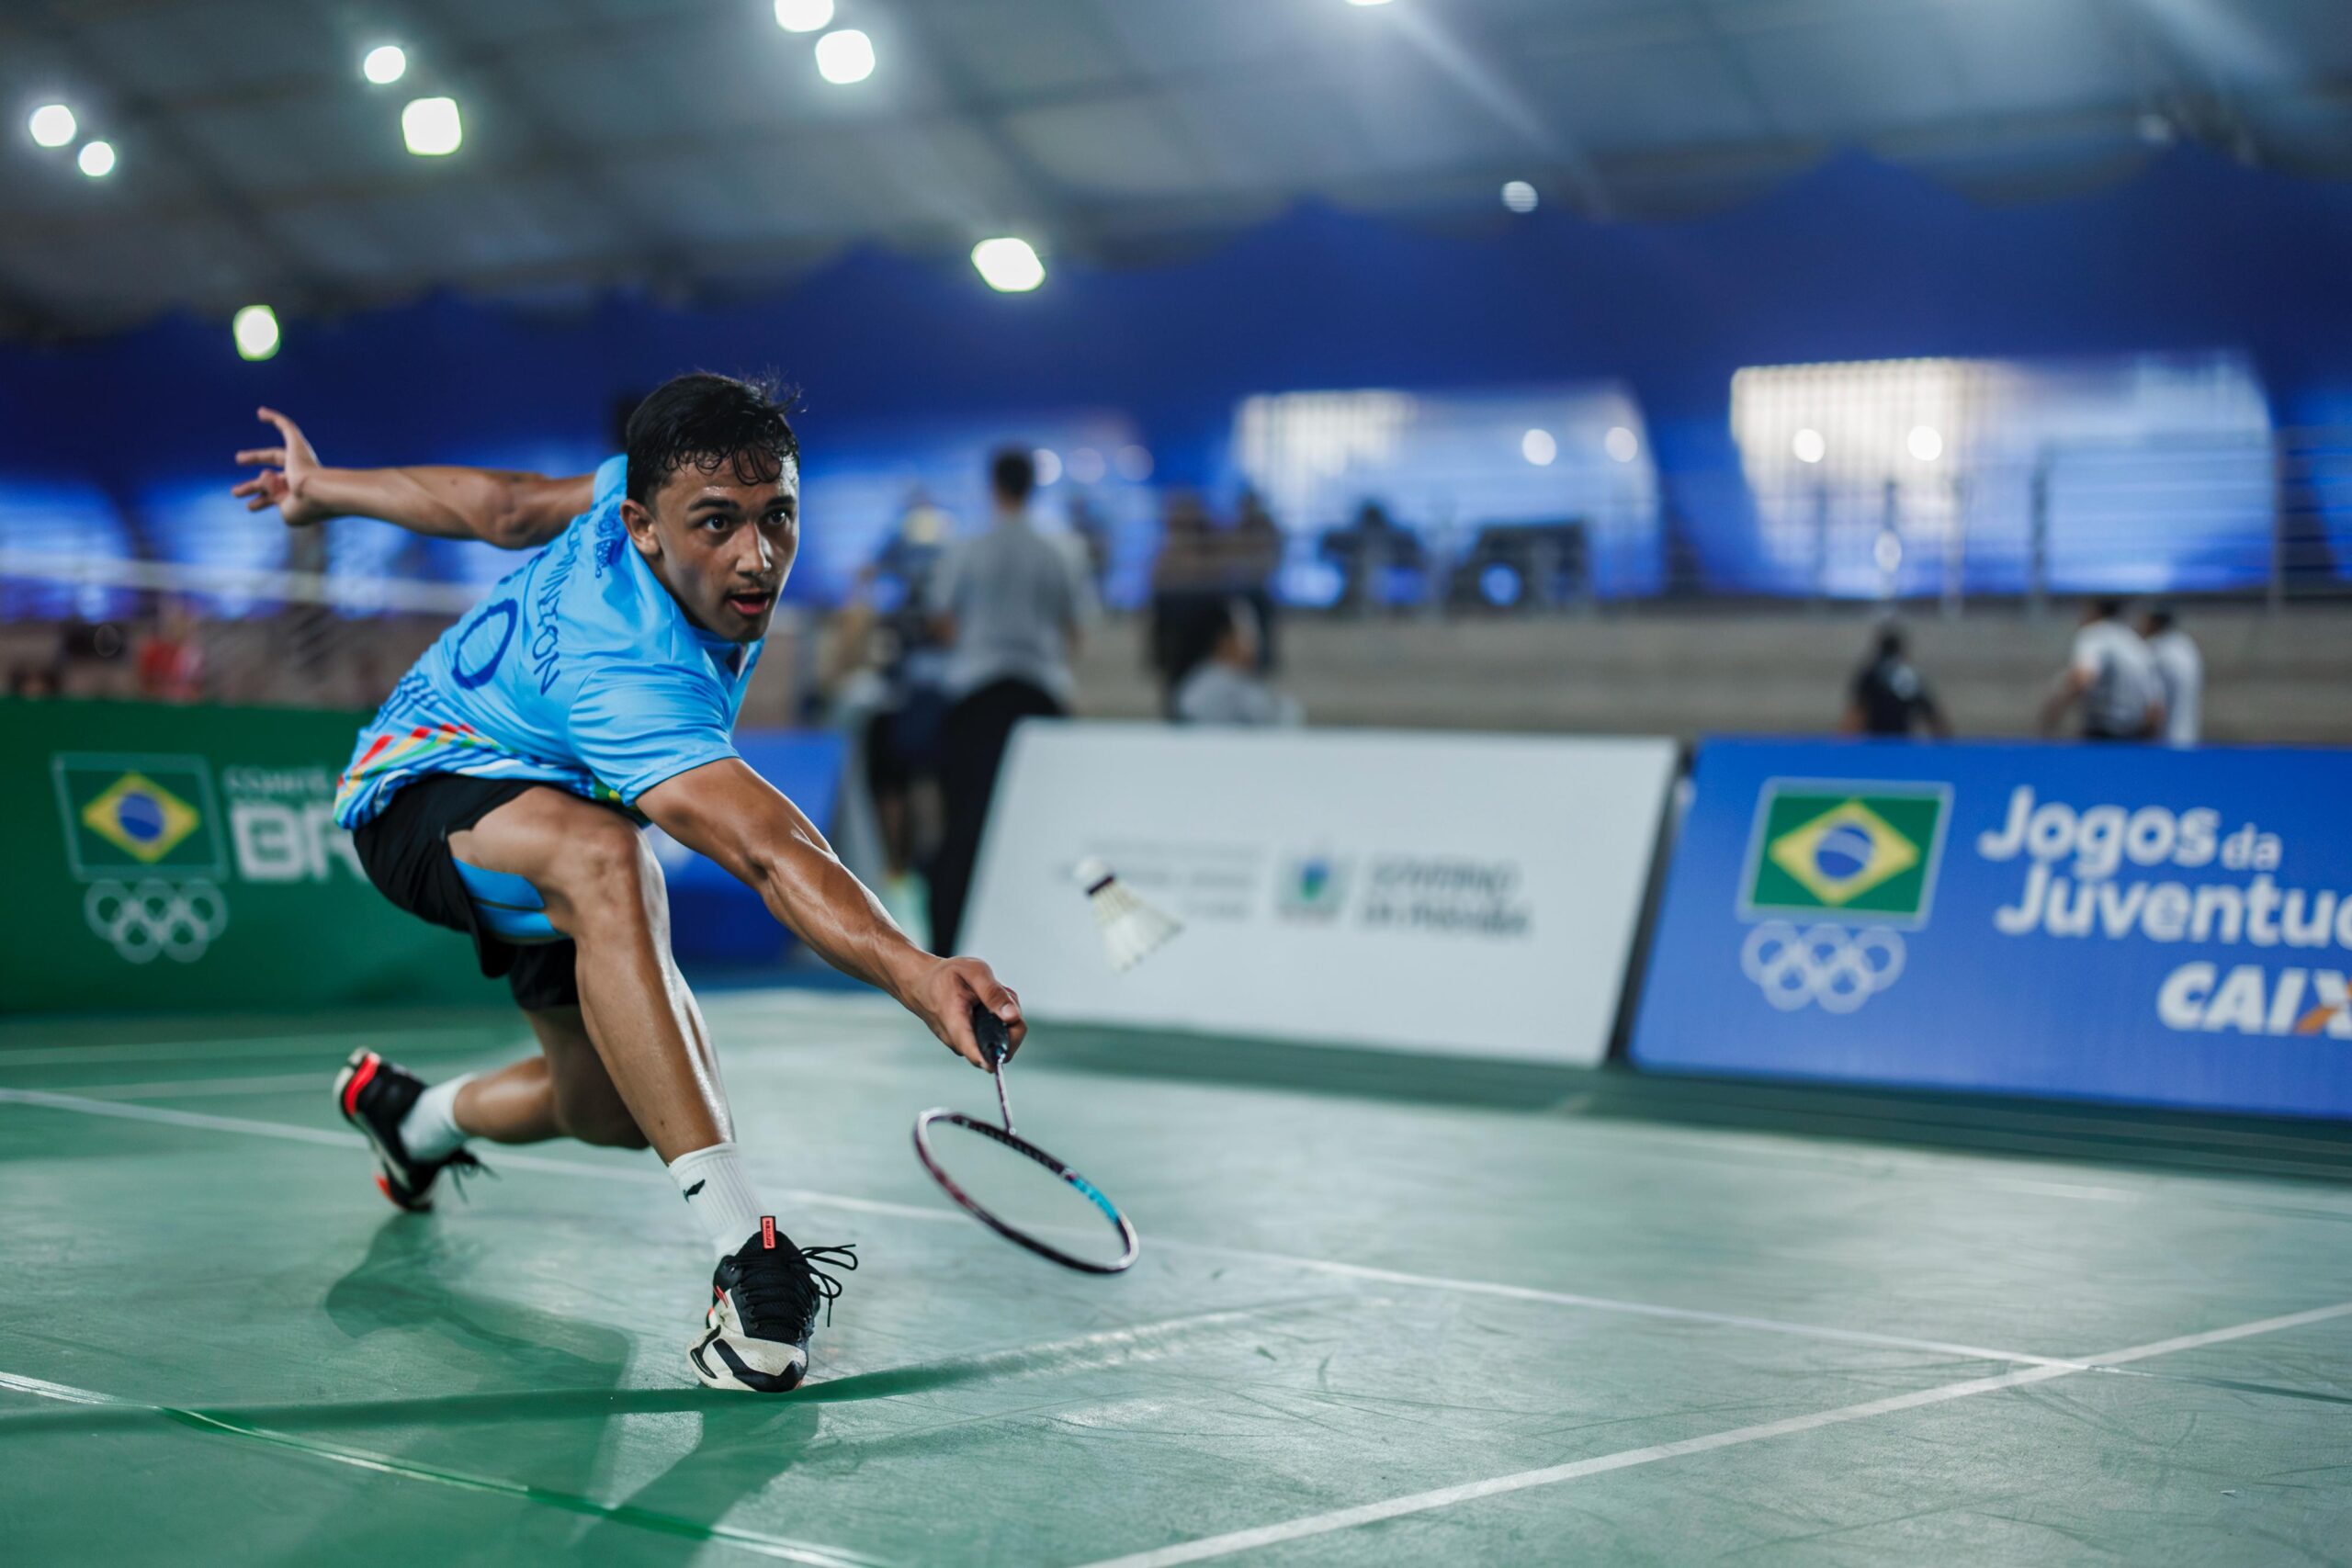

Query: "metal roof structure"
<box><xmin>3</xmin><ymin>0</ymin><xmax>2346</xmax><ymax>337</ymax></box>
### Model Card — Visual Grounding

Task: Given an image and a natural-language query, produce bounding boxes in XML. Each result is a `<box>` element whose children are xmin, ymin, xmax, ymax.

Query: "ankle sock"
<box><xmin>667</xmin><ymin>1142</ymin><xmax>765</xmax><ymax>1259</ymax></box>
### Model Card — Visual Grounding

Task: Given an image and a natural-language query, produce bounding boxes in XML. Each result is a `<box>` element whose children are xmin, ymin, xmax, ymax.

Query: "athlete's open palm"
<box><xmin>232</xmin><ymin>407</ymin><xmax>329</xmax><ymax>526</ymax></box>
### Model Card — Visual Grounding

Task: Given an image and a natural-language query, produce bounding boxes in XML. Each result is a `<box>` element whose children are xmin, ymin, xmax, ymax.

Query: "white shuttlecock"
<box><xmin>1073</xmin><ymin>856</ymin><xmax>1181</xmax><ymax>973</ymax></box>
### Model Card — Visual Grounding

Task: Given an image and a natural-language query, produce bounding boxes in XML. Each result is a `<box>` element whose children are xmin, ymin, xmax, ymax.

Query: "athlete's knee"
<box><xmin>558</xmin><ymin>815</ymin><xmax>666</xmax><ymax>933</ymax></box>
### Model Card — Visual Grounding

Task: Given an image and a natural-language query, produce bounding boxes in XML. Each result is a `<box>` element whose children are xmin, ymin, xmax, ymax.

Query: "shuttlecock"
<box><xmin>1073</xmin><ymin>857</ymin><xmax>1181</xmax><ymax>973</ymax></box>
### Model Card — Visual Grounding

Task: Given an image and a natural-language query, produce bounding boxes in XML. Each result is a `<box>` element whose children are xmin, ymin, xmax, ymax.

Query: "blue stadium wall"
<box><xmin>3</xmin><ymin>147</ymin><xmax>2350</xmax><ymax>594</ymax></box>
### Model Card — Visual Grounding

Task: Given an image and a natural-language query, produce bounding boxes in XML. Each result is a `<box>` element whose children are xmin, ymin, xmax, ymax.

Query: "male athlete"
<box><xmin>232</xmin><ymin>374</ymin><xmax>1025</xmax><ymax>1393</ymax></box>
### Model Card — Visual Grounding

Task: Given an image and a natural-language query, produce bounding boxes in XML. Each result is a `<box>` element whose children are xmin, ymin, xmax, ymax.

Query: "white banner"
<box><xmin>964</xmin><ymin>723</ymin><xmax>1678</xmax><ymax>1063</ymax></box>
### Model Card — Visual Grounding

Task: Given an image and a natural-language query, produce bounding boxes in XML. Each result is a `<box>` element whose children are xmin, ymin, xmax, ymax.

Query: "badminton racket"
<box><xmin>912</xmin><ymin>1003</ymin><xmax>1139</xmax><ymax>1275</ymax></box>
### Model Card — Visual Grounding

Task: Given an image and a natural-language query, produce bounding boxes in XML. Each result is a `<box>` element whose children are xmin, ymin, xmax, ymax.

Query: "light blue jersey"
<box><xmin>335</xmin><ymin>457</ymin><xmax>761</xmax><ymax>828</ymax></box>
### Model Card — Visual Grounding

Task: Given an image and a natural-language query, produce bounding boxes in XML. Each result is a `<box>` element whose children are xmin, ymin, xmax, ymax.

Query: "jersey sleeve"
<box><xmin>568</xmin><ymin>661</ymin><xmax>740</xmax><ymax>806</ymax></box>
<box><xmin>591</xmin><ymin>455</ymin><xmax>628</xmax><ymax>509</ymax></box>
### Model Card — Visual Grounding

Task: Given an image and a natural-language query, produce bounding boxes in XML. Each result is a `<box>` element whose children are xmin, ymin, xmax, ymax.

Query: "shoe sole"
<box><xmin>333</xmin><ymin>1048</ymin><xmax>433</xmax><ymax>1213</ymax></box>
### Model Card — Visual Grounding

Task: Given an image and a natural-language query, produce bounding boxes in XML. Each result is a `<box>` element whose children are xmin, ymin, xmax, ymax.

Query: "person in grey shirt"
<box><xmin>923</xmin><ymin>448</ymin><xmax>1096</xmax><ymax>952</ymax></box>
<box><xmin>2040</xmin><ymin>596</ymin><xmax>2165</xmax><ymax>741</ymax></box>
<box><xmin>2140</xmin><ymin>604</ymin><xmax>2204</xmax><ymax>745</ymax></box>
<box><xmin>1175</xmin><ymin>598</ymin><xmax>1301</xmax><ymax>727</ymax></box>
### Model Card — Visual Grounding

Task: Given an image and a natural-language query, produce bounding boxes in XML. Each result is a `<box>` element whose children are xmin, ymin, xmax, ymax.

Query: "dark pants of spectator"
<box><xmin>926</xmin><ymin>676</ymin><xmax>1066</xmax><ymax>954</ymax></box>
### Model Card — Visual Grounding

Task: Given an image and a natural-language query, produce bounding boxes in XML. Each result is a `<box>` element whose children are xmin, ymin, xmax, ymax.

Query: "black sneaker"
<box><xmin>333</xmin><ymin>1048</ymin><xmax>485</xmax><ymax>1213</ymax></box>
<box><xmin>689</xmin><ymin>1218</ymin><xmax>856</xmax><ymax>1393</ymax></box>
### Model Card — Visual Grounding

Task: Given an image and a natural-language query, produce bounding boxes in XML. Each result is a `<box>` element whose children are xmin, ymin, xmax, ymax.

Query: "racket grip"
<box><xmin>968</xmin><ymin>1001</ymin><xmax>1011</xmax><ymax>1067</ymax></box>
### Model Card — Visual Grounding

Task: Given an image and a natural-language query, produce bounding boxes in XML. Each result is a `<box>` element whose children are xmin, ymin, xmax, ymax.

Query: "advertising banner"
<box><xmin>963</xmin><ymin>723</ymin><xmax>1678</xmax><ymax>1063</ymax></box>
<box><xmin>3</xmin><ymin>697</ymin><xmax>503</xmax><ymax>1014</ymax></box>
<box><xmin>1631</xmin><ymin>738</ymin><xmax>2352</xmax><ymax>1119</ymax></box>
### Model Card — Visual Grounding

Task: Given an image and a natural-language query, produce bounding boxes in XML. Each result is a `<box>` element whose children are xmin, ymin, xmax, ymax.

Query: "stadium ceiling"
<box><xmin>1</xmin><ymin>0</ymin><xmax>2346</xmax><ymax>338</ymax></box>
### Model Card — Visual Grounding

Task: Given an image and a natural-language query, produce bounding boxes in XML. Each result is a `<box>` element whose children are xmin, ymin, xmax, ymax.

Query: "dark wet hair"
<box><xmin>990</xmin><ymin>446</ymin><xmax>1036</xmax><ymax>504</ymax></box>
<box><xmin>625</xmin><ymin>372</ymin><xmax>800</xmax><ymax>507</ymax></box>
<box><xmin>2091</xmin><ymin>595</ymin><xmax>2127</xmax><ymax>621</ymax></box>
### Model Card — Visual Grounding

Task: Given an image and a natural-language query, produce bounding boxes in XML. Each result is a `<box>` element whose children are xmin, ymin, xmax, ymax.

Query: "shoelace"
<box><xmin>736</xmin><ymin>1242</ymin><xmax>859</xmax><ymax>1332</ymax></box>
<box><xmin>439</xmin><ymin>1148</ymin><xmax>495</xmax><ymax>1204</ymax></box>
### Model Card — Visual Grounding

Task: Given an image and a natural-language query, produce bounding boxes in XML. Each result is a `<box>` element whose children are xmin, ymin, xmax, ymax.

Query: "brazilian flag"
<box><xmin>52</xmin><ymin>755</ymin><xmax>225</xmax><ymax>877</ymax></box>
<box><xmin>1742</xmin><ymin>783</ymin><xmax>1949</xmax><ymax>923</ymax></box>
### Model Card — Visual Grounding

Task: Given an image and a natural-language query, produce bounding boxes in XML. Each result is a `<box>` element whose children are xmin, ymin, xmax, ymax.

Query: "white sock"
<box><xmin>668</xmin><ymin>1142</ymin><xmax>766</xmax><ymax>1260</ymax></box>
<box><xmin>399</xmin><ymin>1074</ymin><xmax>475</xmax><ymax>1163</ymax></box>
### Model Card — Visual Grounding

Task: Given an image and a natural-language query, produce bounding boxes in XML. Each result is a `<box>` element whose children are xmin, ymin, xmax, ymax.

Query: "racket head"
<box><xmin>912</xmin><ymin>1107</ymin><xmax>1139</xmax><ymax>1275</ymax></box>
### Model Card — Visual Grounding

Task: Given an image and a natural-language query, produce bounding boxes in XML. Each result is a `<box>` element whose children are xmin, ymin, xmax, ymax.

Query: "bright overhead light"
<box><xmin>1604</xmin><ymin>426</ymin><xmax>1638</xmax><ymax>463</ymax></box>
<box><xmin>402</xmin><ymin>96</ymin><xmax>463</xmax><ymax>156</ymax></box>
<box><xmin>1068</xmin><ymin>447</ymin><xmax>1105</xmax><ymax>485</ymax></box>
<box><xmin>28</xmin><ymin>104</ymin><xmax>75</xmax><ymax>148</ymax></box>
<box><xmin>1521</xmin><ymin>429</ymin><xmax>1557</xmax><ymax>467</ymax></box>
<box><xmin>1034</xmin><ymin>448</ymin><xmax>1063</xmax><ymax>487</ymax></box>
<box><xmin>232</xmin><ymin>305</ymin><xmax>281</xmax><ymax>362</ymax></box>
<box><xmin>1115</xmin><ymin>445</ymin><xmax>1153</xmax><ymax>481</ymax></box>
<box><xmin>1792</xmin><ymin>428</ymin><xmax>1826</xmax><ymax>465</ymax></box>
<box><xmin>1346</xmin><ymin>0</ymin><xmax>1396</xmax><ymax>6</ymax></box>
<box><xmin>1501</xmin><ymin>180</ymin><xmax>1538</xmax><ymax>214</ymax></box>
<box><xmin>1907</xmin><ymin>425</ymin><xmax>1944</xmax><ymax>462</ymax></box>
<box><xmin>814</xmin><ymin>28</ymin><xmax>876</xmax><ymax>85</ymax></box>
<box><xmin>774</xmin><ymin>0</ymin><xmax>835</xmax><ymax>32</ymax></box>
<box><xmin>971</xmin><ymin>236</ymin><xmax>1045</xmax><ymax>293</ymax></box>
<box><xmin>76</xmin><ymin>140</ymin><xmax>116</xmax><ymax>178</ymax></box>
<box><xmin>362</xmin><ymin>45</ymin><xmax>408</xmax><ymax>85</ymax></box>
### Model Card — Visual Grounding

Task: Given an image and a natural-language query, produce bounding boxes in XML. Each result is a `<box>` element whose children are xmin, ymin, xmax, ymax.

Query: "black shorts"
<box><xmin>352</xmin><ymin>774</ymin><xmax>611</xmax><ymax>1011</ymax></box>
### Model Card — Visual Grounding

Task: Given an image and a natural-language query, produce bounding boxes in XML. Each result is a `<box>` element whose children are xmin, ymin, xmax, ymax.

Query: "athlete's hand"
<box><xmin>908</xmin><ymin>956</ymin><xmax>1025</xmax><ymax>1070</ymax></box>
<box><xmin>232</xmin><ymin>407</ymin><xmax>333</xmax><ymax>526</ymax></box>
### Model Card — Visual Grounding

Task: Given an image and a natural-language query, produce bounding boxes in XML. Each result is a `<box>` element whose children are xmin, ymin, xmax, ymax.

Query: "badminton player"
<box><xmin>232</xmin><ymin>374</ymin><xmax>1025</xmax><ymax>1393</ymax></box>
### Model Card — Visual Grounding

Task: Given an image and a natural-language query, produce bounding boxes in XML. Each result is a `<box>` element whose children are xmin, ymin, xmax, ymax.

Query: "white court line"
<box><xmin>0</xmin><ymin>1369</ymin><xmax>882</xmax><ymax>1568</ymax></box>
<box><xmin>34</xmin><ymin>1074</ymin><xmax>331</xmax><ymax>1100</ymax></box>
<box><xmin>1071</xmin><ymin>1299</ymin><xmax>2352</xmax><ymax>1568</ymax></box>
<box><xmin>0</xmin><ymin>1087</ymin><xmax>2076</xmax><ymax>1370</ymax></box>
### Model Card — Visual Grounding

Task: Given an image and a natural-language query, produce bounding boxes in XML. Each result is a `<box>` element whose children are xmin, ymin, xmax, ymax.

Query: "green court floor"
<box><xmin>4</xmin><ymin>991</ymin><xmax>2350</xmax><ymax>1565</ymax></box>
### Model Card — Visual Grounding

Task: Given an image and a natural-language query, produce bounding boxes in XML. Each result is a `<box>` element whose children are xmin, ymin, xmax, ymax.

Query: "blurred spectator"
<box><xmin>1148</xmin><ymin>492</ymin><xmax>1227</xmax><ymax>716</ymax></box>
<box><xmin>1842</xmin><ymin>624</ymin><xmax>1950</xmax><ymax>738</ymax></box>
<box><xmin>2141</xmin><ymin>604</ymin><xmax>2203</xmax><ymax>746</ymax></box>
<box><xmin>135</xmin><ymin>598</ymin><xmax>205</xmax><ymax>703</ymax></box>
<box><xmin>8</xmin><ymin>663</ymin><xmax>62</xmax><ymax>698</ymax></box>
<box><xmin>925</xmin><ymin>447</ymin><xmax>1096</xmax><ymax>953</ymax></box>
<box><xmin>822</xmin><ymin>568</ymin><xmax>951</xmax><ymax>941</ymax></box>
<box><xmin>1174</xmin><ymin>599</ymin><xmax>1301</xmax><ymax>728</ymax></box>
<box><xmin>1321</xmin><ymin>500</ymin><xmax>1424</xmax><ymax>613</ymax></box>
<box><xmin>2041</xmin><ymin>597</ymin><xmax>2164</xmax><ymax>741</ymax></box>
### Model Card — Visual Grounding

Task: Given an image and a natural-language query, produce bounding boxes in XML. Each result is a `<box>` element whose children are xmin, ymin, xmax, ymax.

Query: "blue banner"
<box><xmin>1631</xmin><ymin>739</ymin><xmax>2352</xmax><ymax>1120</ymax></box>
<box><xmin>651</xmin><ymin>730</ymin><xmax>845</xmax><ymax>968</ymax></box>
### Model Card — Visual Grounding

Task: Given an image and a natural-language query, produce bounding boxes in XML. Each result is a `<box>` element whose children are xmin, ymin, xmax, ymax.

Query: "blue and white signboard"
<box><xmin>1631</xmin><ymin>739</ymin><xmax>2352</xmax><ymax>1120</ymax></box>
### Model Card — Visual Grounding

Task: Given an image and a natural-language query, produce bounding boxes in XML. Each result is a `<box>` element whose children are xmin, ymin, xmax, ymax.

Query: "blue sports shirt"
<box><xmin>334</xmin><ymin>456</ymin><xmax>762</xmax><ymax>828</ymax></box>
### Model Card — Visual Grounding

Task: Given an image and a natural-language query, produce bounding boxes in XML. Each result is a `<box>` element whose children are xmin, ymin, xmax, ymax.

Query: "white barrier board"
<box><xmin>963</xmin><ymin>723</ymin><xmax>1678</xmax><ymax>1063</ymax></box>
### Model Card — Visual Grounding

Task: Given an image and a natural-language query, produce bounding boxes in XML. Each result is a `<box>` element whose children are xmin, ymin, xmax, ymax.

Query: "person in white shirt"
<box><xmin>1175</xmin><ymin>598</ymin><xmax>1302</xmax><ymax>728</ymax></box>
<box><xmin>2140</xmin><ymin>604</ymin><xmax>2204</xmax><ymax>746</ymax></box>
<box><xmin>2040</xmin><ymin>597</ymin><xmax>2165</xmax><ymax>741</ymax></box>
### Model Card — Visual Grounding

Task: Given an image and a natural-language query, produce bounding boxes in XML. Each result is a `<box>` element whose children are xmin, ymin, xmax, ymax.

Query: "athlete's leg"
<box><xmin>447</xmin><ymin>787</ymin><xmax>727</xmax><ymax>1160</ymax></box>
<box><xmin>447</xmin><ymin>1006</ymin><xmax>649</xmax><ymax>1149</ymax></box>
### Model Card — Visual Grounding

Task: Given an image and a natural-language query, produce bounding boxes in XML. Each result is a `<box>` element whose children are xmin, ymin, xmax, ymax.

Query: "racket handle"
<box><xmin>968</xmin><ymin>1001</ymin><xmax>1012</xmax><ymax>1068</ymax></box>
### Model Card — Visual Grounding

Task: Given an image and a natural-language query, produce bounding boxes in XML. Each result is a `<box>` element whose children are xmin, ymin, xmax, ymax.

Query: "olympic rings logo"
<box><xmin>83</xmin><ymin>878</ymin><xmax>230</xmax><ymax>964</ymax></box>
<box><xmin>1739</xmin><ymin>920</ymin><xmax>1905</xmax><ymax>1013</ymax></box>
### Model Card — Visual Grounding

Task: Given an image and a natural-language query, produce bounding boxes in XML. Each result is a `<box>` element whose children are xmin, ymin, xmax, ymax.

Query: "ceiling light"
<box><xmin>1501</xmin><ymin>180</ymin><xmax>1537</xmax><ymax>214</ymax></box>
<box><xmin>1792</xmin><ymin>428</ymin><xmax>1826</xmax><ymax>464</ymax></box>
<box><xmin>1521</xmin><ymin>429</ymin><xmax>1557</xmax><ymax>467</ymax></box>
<box><xmin>402</xmin><ymin>96</ymin><xmax>463</xmax><ymax>156</ymax></box>
<box><xmin>362</xmin><ymin>45</ymin><xmax>408</xmax><ymax>85</ymax></box>
<box><xmin>1115</xmin><ymin>445</ymin><xmax>1153</xmax><ymax>481</ymax></box>
<box><xmin>1604</xmin><ymin>426</ymin><xmax>1638</xmax><ymax>463</ymax></box>
<box><xmin>774</xmin><ymin>0</ymin><xmax>835</xmax><ymax>32</ymax></box>
<box><xmin>1346</xmin><ymin>0</ymin><xmax>1396</xmax><ymax>6</ymax></box>
<box><xmin>1034</xmin><ymin>448</ymin><xmax>1062</xmax><ymax>487</ymax></box>
<box><xmin>1069</xmin><ymin>447</ymin><xmax>1105</xmax><ymax>485</ymax></box>
<box><xmin>77</xmin><ymin>140</ymin><xmax>116</xmax><ymax>178</ymax></box>
<box><xmin>28</xmin><ymin>104</ymin><xmax>75</xmax><ymax>148</ymax></box>
<box><xmin>971</xmin><ymin>236</ymin><xmax>1045</xmax><ymax>293</ymax></box>
<box><xmin>232</xmin><ymin>305</ymin><xmax>281</xmax><ymax>362</ymax></box>
<box><xmin>814</xmin><ymin>28</ymin><xmax>876</xmax><ymax>85</ymax></box>
<box><xmin>1907</xmin><ymin>425</ymin><xmax>1944</xmax><ymax>462</ymax></box>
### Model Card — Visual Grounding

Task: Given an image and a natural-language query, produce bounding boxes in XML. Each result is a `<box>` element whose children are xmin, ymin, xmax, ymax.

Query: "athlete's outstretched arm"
<box><xmin>232</xmin><ymin>407</ymin><xmax>593</xmax><ymax>549</ymax></box>
<box><xmin>638</xmin><ymin>758</ymin><xmax>1025</xmax><ymax>1070</ymax></box>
